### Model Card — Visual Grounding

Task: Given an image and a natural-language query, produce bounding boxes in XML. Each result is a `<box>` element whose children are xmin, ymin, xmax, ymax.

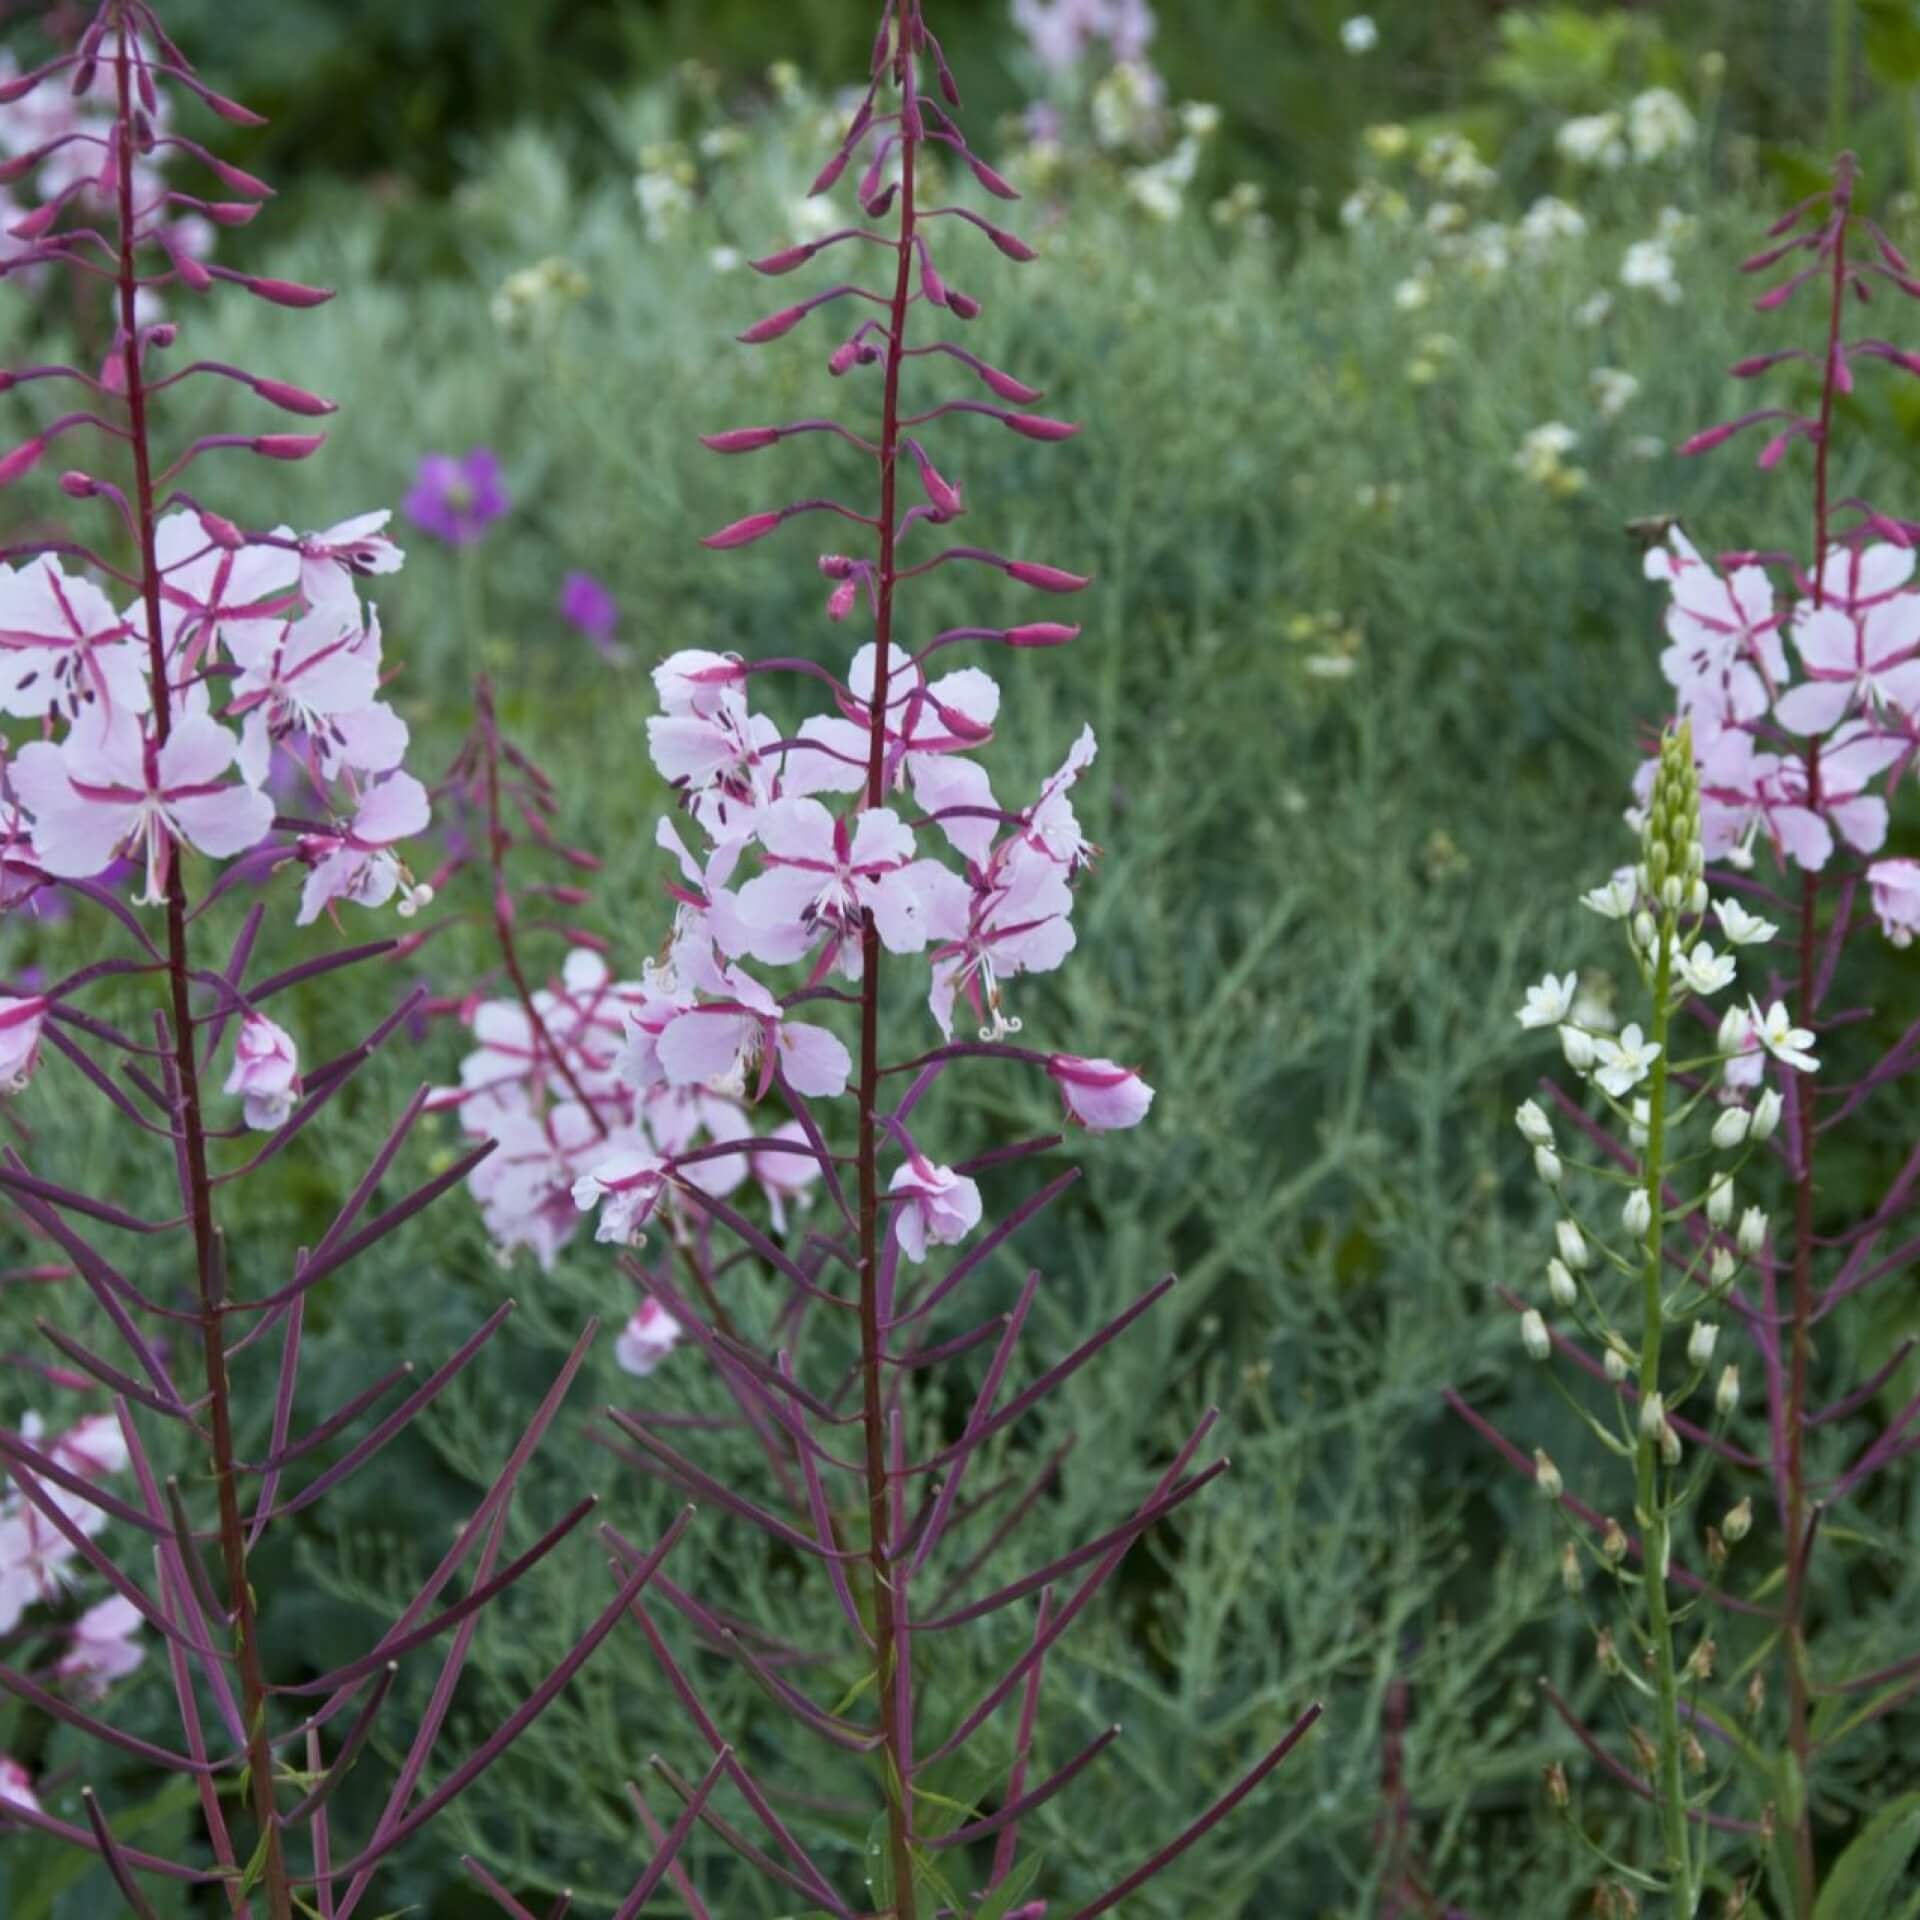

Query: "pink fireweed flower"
<box><xmin>153</xmin><ymin>509</ymin><xmax>301</xmax><ymax>667</ymax></box>
<box><xmin>653</xmin><ymin>649</ymin><xmax>750</xmax><ymax>718</ymax></box>
<box><xmin>1762</xmin><ymin>720</ymin><xmax>1903</xmax><ymax>869</ymax></box>
<box><xmin>467</xmin><ymin>1098</ymin><xmax>606</xmax><ymax>1270</ymax></box>
<box><xmin>53</xmin><ymin>1594</ymin><xmax>144</xmax><ymax>1700</ymax></box>
<box><xmin>734</xmin><ymin>797</ymin><xmax>934</xmax><ymax>976</ymax></box>
<box><xmin>227</xmin><ymin>604</ymin><xmax>406</xmax><ymax>786</ymax></box>
<box><xmin>925</xmin><ymin>841</ymin><xmax>1073</xmax><ymax>1040</ymax></box>
<box><xmin>654</xmin><ymin>948</ymin><xmax>853</xmax><ymax>1101</ymax></box>
<box><xmin>647</xmin><ymin>681</ymin><xmax>783</xmax><ymax>847</ymax></box>
<box><xmin>1047</xmin><ymin>1053</ymin><xmax>1154</xmax><ymax>1131</ymax></box>
<box><xmin>405</xmin><ymin>447</ymin><xmax>508</xmax><ymax>546</ymax></box>
<box><xmin>0</xmin><ymin>555</ymin><xmax>145</xmax><ymax>723</ymax></box>
<box><xmin>1011</xmin><ymin>724</ymin><xmax>1100</xmax><ymax>876</ymax></box>
<box><xmin>296</xmin><ymin>509</ymin><xmax>404</xmax><ymax>612</ymax></box>
<box><xmin>223</xmin><ymin>1012</ymin><xmax>301</xmax><ymax>1130</ymax></box>
<box><xmin>1868</xmin><ymin>856</ymin><xmax>1920</xmax><ymax>946</ymax></box>
<box><xmin>1646</xmin><ymin>529</ymin><xmax>1787</xmax><ymax>726</ymax></box>
<box><xmin>572</xmin><ymin>1147</ymin><xmax>671</xmax><ymax>1246</ymax></box>
<box><xmin>888</xmin><ymin>1150</ymin><xmax>984</xmax><ymax>1263</ymax></box>
<box><xmin>1775</xmin><ymin>568</ymin><xmax>1920</xmax><ymax>734</ymax></box>
<box><xmin>296</xmin><ymin>771</ymin><xmax>432</xmax><ymax>925</ymax></box>
<box><xmin>0</xmin><ymin>994</ymin><xmax>48</xmax><ymax>1094</ymax></box>
<box><xmin>11</xmin><ymin>708</ymin><xmax>273</xmax><ymax>903</ymax></box>
<box><xmin>0</xmin><ymin>1755</ymin><xmax>37</xmax><ymax>1816</ymax></box>
<box><xmin>615</xmin><ymin>1297</ymin><xmax>684</xmax><ymax>1378</ymax></box>
<box><xmin>41</xmin><ymin>1411</ymin><xmax>130</xmax><ymax>1481</ymax></box>
<box><xmin>639</xmin><ymin>1082</ymin><xmax>755</xmax><ymax>1197</ymax></box>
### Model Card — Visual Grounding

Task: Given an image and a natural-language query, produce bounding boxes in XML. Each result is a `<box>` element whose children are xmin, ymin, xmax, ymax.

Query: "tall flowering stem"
<box><xmin>1459</xmin><ymin>150</ymin><xmax>1920</xmax><ymax>1919</ymax></box>
<box><xmin>0</xmin><ymin>5</ymin><xmax>664</xmax><ymax>1906</ymax></box>
<box><xmin>502</xmin><ymin>1</ymin><xmax>1323</xmax><ymax>1911</ymax></box>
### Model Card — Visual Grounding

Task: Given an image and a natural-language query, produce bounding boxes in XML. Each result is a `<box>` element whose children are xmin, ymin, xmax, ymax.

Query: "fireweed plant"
<box><xmin>1455</xmin><ymin>155</ymin><xmax>1920</xmax><ymax>1918</ymax></box>
<box><xmin>427</xmin><ymin>4</ymin><xmax>1322</xmax><ymax>1914</ymax></box>
<box><xmin>0</xmin><ymin>6</ymin><xmax>693</xmax><ymax>1914</ymax></box>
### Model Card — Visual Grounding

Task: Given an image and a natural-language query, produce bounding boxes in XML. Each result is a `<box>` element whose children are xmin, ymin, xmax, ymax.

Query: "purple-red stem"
<box><xmin>856</xmin><ymin>12</ymin><xmax>921</xmax><ymax>1914</ymax></box>
<box><xmin>111</xmin><ymin>17</ymin><xmax>291</xmax><ymax>1914</ymax></box>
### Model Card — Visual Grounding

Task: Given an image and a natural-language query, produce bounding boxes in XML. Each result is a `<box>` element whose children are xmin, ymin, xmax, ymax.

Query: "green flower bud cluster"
<box><xmin>1642</xmin><ymin>719</ymin><xmax>1705</xmax><ymax>909</ymax></box>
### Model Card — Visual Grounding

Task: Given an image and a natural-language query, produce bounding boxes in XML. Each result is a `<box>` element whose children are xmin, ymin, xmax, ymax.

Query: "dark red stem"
<box><xmin>111</xmin><ymin>13</ymin><xmax>292</xmax><ymax>1915</ymax></box>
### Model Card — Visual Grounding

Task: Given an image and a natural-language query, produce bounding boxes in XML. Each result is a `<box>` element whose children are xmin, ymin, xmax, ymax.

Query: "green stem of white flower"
<box><xmin>1637</xmin><ymin>910</ymin><xmax>1699</xmax><ymax>1915</ymax></box>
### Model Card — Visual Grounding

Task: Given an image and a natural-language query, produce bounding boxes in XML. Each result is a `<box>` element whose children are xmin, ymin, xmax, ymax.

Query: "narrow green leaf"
<box><xmin>974</xmin><ymin>1851</ymin><xmax>1047</xmax><ymax>1919</ymax></box>
<box><xmin>1814</xmin><ymin>1791</ymin><xmax>1920</xmax><ymax>1920</ymax></box>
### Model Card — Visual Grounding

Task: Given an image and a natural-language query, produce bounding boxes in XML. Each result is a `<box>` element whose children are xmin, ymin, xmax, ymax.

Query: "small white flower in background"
<box><xmin>1561</xmin><ymin>1024</ymin><xmax>1598</xmax><ymax>1070</ymax></box>
<box><xmin>1628</xmin><ymin>434</ymin><xmax>1668</xmax><ymax>461</ymax></box>
<box><xmin>1570</xmin><ymin>976</ymin><xmax>1619</xmax><ymax>1034</ymax></box>
<box><xmin>1423</xmin><ymin>198</ymin><xmax>1467</xmax><ymax>238</ymax></box>
<box><xmin>1675</xmin><ymin>941</ymin><xmax>1737</xmax><ymax>996</ymax></box>
<box><xmin>1516</xmin><ymin>194</ymin><xmax>1587</xmax><ymax>251</ymax></box>
<box><xmin>1589</xmin><ymin>367</ymin><xmax>1640</xmax><ymax>419</ymax></box>
<box><xmin>1737</xmin><ymin>1206</ymin><xmax>1768</xmax><ymax>1256</ymax></box>
<box><xmin>1688</xmin><ymin>1321</ymin><xmax>1719</xmax><ymax>1367</ymax></box>
<box><xmin>1534</xmin><ymin>1144</ymin><xmax>1563</xmax><ymax>1186</ymax></box>
<box><xmin>1715</xmin><ymin>897</ymin><xmax>1777</xmax><ymax>946</ymax></box>
<box><xmin>635</xmin><ymin>168</ymin><xmax>694</xmax><ymax>242</ymax></box>
<box><xmin>1604</xmin><ymin>1341</ymin><xmax>1630</xmax><ymax>1382</ymax></box>
<box><xmin>1594</xmin><ymin>1022</ymin><xmax>1661</xmax><ymax>1097</ymax></box>
<box><xmin>615</xmin><ymin>1297</ymin><xmax>682</xmax><ymax>1378</ymax></box>
<box><xmin>1392</xmin><ymin>272</ymin><xmax>1431</xmax><ymax>312</ymax></box>
<box><xmin>1418</xmin><ymin>132</ymin><xmax>1496</xmax><ymax>192</ymax></box>
<box><xmin>1459</xmin><ymin>222</ymin><xmax>1512</xmax><ymax>279</ymax></box>
<box><xmin>1180</xmin><ymin>101</ymin><xmax>1223</xmax><ymax>137</ymax></box>
<box><xmin>1515</xmin><ymin>421</ymin><xmax>1587</xmax><ymax>496</ymax></box>
<box><xmin>1621</xmin><ymin>237</ymin><xmax>1681</xmax><ymax>304</ymax></box>
<box><xmin>1556</xmin><ymin>1219</ymin><xmax>1591</xmax><ymax>1271</ymax></box>
<box><xmin>1556</xmin><ymin>111</ymin><xmax>1627</xmax><ymax>171</ymax></box>
<box><xmin>224</xmin><ymin>1014</ymin><xmax>302</xmax><ymax>1132</ymax></box>
<box><xmin>709</xmin><ymin>245</ymin><xmax>743</xmax><ymax>275</ymax></box>
<box><xmin>1711</xmin><ymin>1105</ymin><xmax>1751</xmax><ymax>1150</ymax></box>
<box><xmin>1515</xmin><ymin>1099</ymin><xmax>1554</xmax><ymax>1147</ymax></box>
<box><xmin>1548</xmin><ymin>1256</ymin><xmax>1578</xmax><ymax>1306</ymax></box>
<box><xmin>1717</xmin><ymin>1368</ymin><xmax>1742</xmax><ymax>1418</ymax></box>
<box><xmin>1572</xmin><ymin>290</ymin><xmax>1615</xmax><ymax>329</ymax></box>
<box><xmin>1517</xmin><ymin>970</ymin><xmax>1577</xmax><ymax>1029</ymax></box>
<box><xmin>1533</xmin><ymin>1447</ymin><xmax>1563</xmax><ymax>1498</ymax></box>
<box><xmin>1521</xmin><ymin>1308</ymin><xmax>1552</xmax><ymax>1360</ymax></box>
<box><xmin>1622</xmin><ymin>1188</ymin><xmax>1652</xmax><ymax>1237</ymax></box>
<box><xmin>1706</xmin><ymin>1174</ymin><xmax>1734</xmax><ymax>1227</ymax></box>
<box><xmin>1340</xmin><ymin>14</ymin><xmax>1379</xmax><ymax>53</ymax></box>
<box><xmin>1582</xmin><ymin>870</ymin><xmax>1638</xmax><ymax>919</ymax></box>
<box><xmin>1752</xmin><ymin>1087</ymin><xmax>1783</xmax><ymax>1141</ymax></box>
<box><xmin>1750</xmin><ymin>999</ymin><xmax>1818</xmax><ymax>1072</ymax></box>
<box><xmin>1628</xmin><ymin>88</ymin><xmax>1697</xmax><ymax>163</ymax></box>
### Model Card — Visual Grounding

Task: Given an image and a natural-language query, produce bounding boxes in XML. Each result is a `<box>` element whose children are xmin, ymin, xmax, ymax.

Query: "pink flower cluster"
<box><xmin>1641</xmin><ymin>530</ymin><xmax>1920</xmax><ymax>945</ymax></box>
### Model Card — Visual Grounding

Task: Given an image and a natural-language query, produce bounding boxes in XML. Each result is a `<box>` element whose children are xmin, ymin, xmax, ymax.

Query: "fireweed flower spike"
<box><xmin>0</xmin><ymin>10</ymin><xmax>670</xmax><ymax>1914</ymax></box>
<box><xmin>1455</xmin><ymin>150</ymin><xmax>1920</xmax><ymax>1920</ymax></box>
<box><xmin>452</xmin><ymin>7</ymin><xmax>1315</xmax><ymax>1915</ymax></box>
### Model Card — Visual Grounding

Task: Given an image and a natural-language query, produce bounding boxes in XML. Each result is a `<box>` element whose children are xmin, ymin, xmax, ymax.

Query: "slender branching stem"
<box><xmin>856</xmin><ymin>15</ymin><xmax>921</xmax><ymax>1916</ymax></box>
<box><xmin>111</xmin><ymin>14</ymin><xmax>291</xmax><ymax>1914</ymax></box>
<box><xmin>1636</xmin><ymin>917</ymin><xmax>1697</xmax><ymax>1916</ymax></box>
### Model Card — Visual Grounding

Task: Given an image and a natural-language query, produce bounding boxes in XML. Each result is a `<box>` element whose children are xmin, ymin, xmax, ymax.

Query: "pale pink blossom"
<box><xmin>647</xmin><ymin>683</ymin><xmax>781</xmax><ymax>846</ymax></box>
<box><xmin>926</xmin><ymin>846</ymin><xmax>1073</xmax><ymax>1039</ymax></box>
<box><xmin>654</xmin><ymin>944</ymin><xmax>852</xmax><ymax>1099</ymax></box>
<box><xmin>0</xmin><ymin>555</ymin><xmax>146</xmax><ymax>723</ymax></box>
<box><xmin>653</xmin><ymin>649</ymin><xmax>748</xmax><ymax>717</ymax></box>
<box><xmin>889</xmin><ymin>1151</ymin><xmax>984</xmax><ymax>1263</ymax></box>
<box><xmin>640</xmin><ymin>1083</ymin><xmax>754</xmax><ymax>1198</ymax></box>
<box><xmin>296</xmin><ymin>771</ymin><xmax>432</xmax><ymax>924</ymax></box>
<box><xmin>1047</xmin><ymin>1054</ymin><xmax>1154</xmax><ymax>1130</ymax></box>
<box><xmin>1868</xmin><ymin>857</ymin><xmax>1920</xmax><ymax>946</ymax></box>
<box><xmin>42</xmin><ymin>1412</ymin><xmax>130</xmax><ymax>1481</ymax></box>
<box><xmin>615</xmin><ymin>1297</ymin><xmax>684</xmax><ymax>1377</ymax></box>
<box><xmin>153</xmin><ymin>510</ymin><xmax>301</xmax><ymax>667</ymax></box>
<box><xmin>1776</xmin><ymin>578</ymin><xmax>1920</xmax><ymax>735</ymax></box>
<box><xmin>11</xmin><ymin>709</ymin><xmax>272</xmax><ymax>902</ymax></box>
<box><xmin>54</xmin><ymin>1594</ymin><xmax>144</xmax><ymax>1699</ymax></box>
<box><xmin>750</xmin><ymin>1119</ymin><xmax>821</xmax><ymax>1234</ymax></box>
<box><xmin>0</xmin><ymin>995</ymin><xmax>48</xmax><ymax>1094</ymax></box>
<box><xmin>1646</xmin><ymin>530</ymin><xmax>1787</xmax><ymax>726</ymax></box>
<box><xmin>468</xmin><ymin>1099</ymin><xmax>605</xmax><ymax>1269</ymax></box>
<box><xmin>734</xmin><ymin>798</ymin><xmax>931</xmax><ymax>976</ymax></box>
<box><xmin>295</xmin><ymin>510</ymin><xmax>404</xmax><ymax>612</ymax></box>
<box><xmin>227</xmin><ymin>604</ymin><xmax>405</xmax><ymax>786</ymax></box>
<box><xmin>0</xmin><ymin>1755</ymin><xmax>38</xmax><ymax>1817</ymax></box>
<box><xmin>573</xmin><ymin>1147</ymin><xmax>670</xmax><ymax>1246</ymax></box>
<box><xmin>224</xmin><ymin>1013</ymin><xmax>302</xmax><ymax>1130</ymax></box>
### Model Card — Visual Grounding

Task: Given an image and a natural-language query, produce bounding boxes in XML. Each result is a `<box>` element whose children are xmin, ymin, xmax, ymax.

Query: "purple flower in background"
<box><xmin>404</xmin><ymin>448</ymin><xmax>508</xmax><ymax>546</ymax></box>
<box><xmin>560</xmin><ymin>570</ymin><xmax>625</xmax><ymax>661</ymax></box>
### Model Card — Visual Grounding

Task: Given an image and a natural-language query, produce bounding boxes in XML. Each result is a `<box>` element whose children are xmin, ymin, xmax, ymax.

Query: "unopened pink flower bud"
<box><xmin>1003</xmin><ymin>412</ymin><xmax>1081</xmax><ymax>441</ymax></box>
<box><xmin>58</xmin><ymin>470</ymin><xmax>99</xmax><ymax>498</ymax></box>
<box><xmin>199</xmin><ymin>510</ymin><xmax>247</xmax><ymax>550</ymax></box>
<box><xmin>920</xmin><ymin>259</ymin><xmax>948</xmax><ymax>307</ymax></box>
<box><xmin>168</xmin><ymin>239</ymin><xmax>213</xmax><ymax>291</ymax></box>
<box><xmin>251</xmin><ymin>376</ymin><xmax>337</xmax><ymax>416</ymax></box>
<box><xmin>1007</xmin><ymin>561</ymin><xmax>1092</xmax><ymax>594</ymax></box>
<box><xmin>1047</xmin><ymin>1055</ymin><xmax>1153</xmax><ymax>1131</ymax></box>
<box><xmin>964</xmin><ymin>151</ymin><xmax>1020</xmax><ymax>199</ymax></box>
<box><xmin>1005</xmin><ymin>622</ymin><xmax>1079</xmax><ymax>646</ymax></box>
<box><xmin>702</xmin><ymin>511</ymin><xmax>784</xmax><ymax>550</ymax></box>
<box><xmin>701</xmin><ymin>427</ymin><xmax>782</xmax><ymax>453</ymax></box>
<box><xmin>254</xmin><ymin>433</ymin><xmax>327</xmax><ymax>461</ymax></box>
<box><xmin>202</xmin><ymin>201</ymin><xmax>262</xmax><ymax>227</ymax></box>
<box><xmin>819</xmin><ymin>554</ymin><xmax>855</xmax><ymax>579</ymax></box>
<box><xmin>740</xmin><ymin>303</ymin><xmax>811</xmax><ymax>345</ymax></box>
<box><xmin>985</xmin><ymin>223</ymin><xmax>1039</xmax><ymax>262</ymax></box>
<box><xmin>827</xmin><ymin>340</ymin><xmax>863</xmax><ymax>376</ymax></box>
<box><xmin>231</xmin><ymin>272</ymin><xmax>334</xmax><ymax>308</ymax></box>
<box><xmin>8</xmin><ymin>199</ymin><xmax>61</xmax><ymax>242</ymax></box>
<box><xmin>827</xmin><ymin>578</ymin><xmax>857</xmax><ymax>621</ymax></box>
<box><xmin>864</xmin><ymin>183</ymin><xmax>898</xmax><ymax>219</ymax></box>
<box><xmin>809</xmin><ymin>147</ymin><xmax>853</xmax><ymax>196</ymax></box>
<box><xmin>948</xmin><ymin>290</ymin><xmax>982</xmax><ymax>320</ymax></box>
<box><xmin>752</xmin><ymin>242</ymin><xmax>818</xmax><ymax>276</ymax></box>
<box><xmin>0</xmin><ymin>434</ymin><xmax>49</xmax><ymax>485</ymax></box>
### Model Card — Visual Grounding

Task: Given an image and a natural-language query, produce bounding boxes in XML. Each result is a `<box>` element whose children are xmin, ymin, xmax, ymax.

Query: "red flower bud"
<box><xmin>252</xmin><ymin>377</ymin><xmax>337</xmax><ymax>417</ymax></box>
<box><xmin>828</xmin><ymin>341</ymin><xmax>862</xmax><ymax>376</ymax></box>
<box><xmin>827</xmin><ymin>578</ymin><xmax>857</xmax><ymax>621</ymax></box>
<box><xmin>751</xmin><ymin>243</ymin><xmax>817</xmax><ymax>276</ymax></box>
<box><xmin>58</xmin><ymin>470</ymin><xmax>99</xmax><ymax>498</ymax></box>
<box><xmin>963</xmin><ymin>152</ymin><xmax>1020</xmax><ymax>200</ymax></box>
<box><xmin>947</xmin><ymin>290</ymin><xmax>982</xmax><ymax>320</ymax></box>
<box><xmin>231</xmin><ymin>272</ymin><xmax>334</xmax><ymax>307</ymax></box>
<box><xmin>168</xmin><ymin>241</ymin><xmax>212</xmax><ymax>292</ymax></box>
<box><xmin>739</xmin><ymin>304</ymin><xmax>810</xmax><ymax>345</ymax></box>
<box><xmin>203</xmin><ymin>201</ymin><xmax>262</xmax><ymax>227</ymax></box>
<box><xmin>701</xmin><ymin>427</ymin><xmax>782</xmax><ymax>453</ymax></box>
<box><xmin>200</xmin><ymin>511</ymin><xmax>247</xmax><ymax>550</ymax></box>
<box><xmin>1004</xmin><ymin>413</ymin><xmax>1080</xmax><ymax>441</ymax></box>
<box><xmin>1007</xmin><ymin>561</ymin><xmax>1091</xmax><ymax>593</ymax></box>
<box><xmin>1006</xmin><ymin>622</ymin><xmax>1080</xmax><ymax>646</ymax></box>
<box><xmin>253</xmin><ymin>433</ymin><xmax>327</xmax><ymax>461</ymax></box>
<box><xmin>702</xmin><ymin>511</ymin><xmax>784</xmax><ymax>549</ymax></box>
<box><xmin>7</xmin><ymin>200</ymin><xmax>61</xmax><ymax>242</ymax></box>
<box><xmin>0</xmin><ymin>435</ymin><xmax>49</xmax><ymax>486</ymax></box>
<box><xmin>985</xmin><ymin>224</ymin><xmax>1038</xmax><ymax>263</ymax></box>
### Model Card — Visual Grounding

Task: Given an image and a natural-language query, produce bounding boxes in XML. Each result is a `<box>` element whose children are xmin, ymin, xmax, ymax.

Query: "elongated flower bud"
<box><xmin>1521</xmin><ymin>1309</ymin><xmax>1551</xmax><ymax>1361</ymax></box>
<box><xmin>1533</xmin><ymin>1448</ymin><xmax>1563</xmax><ymax>1499</ymax></box>
<box><xmin>1622</xmin><ymin>1188</ymin><xmax>1652</xmax><ymax>1236</ymax></box>
<box><xmin>1515</xmin><ymin>1099</ymin><xmax>1553</xmax><ymax>1147</ymax></box>
<box><xmin>1688</xmin><ymin>1321</ymin><xmax>1719</xmax><ymax>1366</ymax></box>
<box><xmin>1547</xmin><ymin>1257</ymin><xmax>1577</xmax><ymax>1307</ymax></box>
<box><xmin>1712</xmin><ymin>1105</ymin><xmax>1752</xmax><ymax>1149</ymax></box>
